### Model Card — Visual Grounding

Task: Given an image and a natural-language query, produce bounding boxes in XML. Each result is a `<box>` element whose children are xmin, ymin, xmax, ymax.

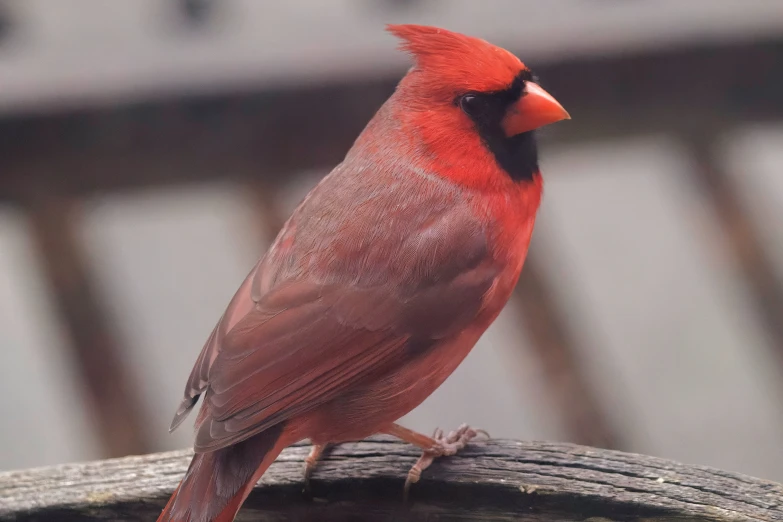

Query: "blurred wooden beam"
<box><xmin>23</xmin><ymin>192</ymin><xmax>153</xmax><ymax>458</ymax></box>
<box><xmin>682</xmin><ymin>130</ymin><xmax>783</xmax><ymax>370</ymax></box>
<box><xmin>513</xmin><ymin>252</ymin><xmax>623</xmax><ymax>449</ymax></box>
<box><xmin>0</xmin><ymin>37</ymin><xmax>781</xmax><ymax>202</ymax></box>
<box><xmin>0</xmin><ymin>82</ymin><xmax>392</xmax><ymax>202</ymax></box>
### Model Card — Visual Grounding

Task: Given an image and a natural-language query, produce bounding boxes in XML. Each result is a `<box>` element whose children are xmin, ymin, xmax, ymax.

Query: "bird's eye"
<box><xmin>459</xmin><ymin>94</ymin><xmax>479</xmax><ymax>115</ymax></box>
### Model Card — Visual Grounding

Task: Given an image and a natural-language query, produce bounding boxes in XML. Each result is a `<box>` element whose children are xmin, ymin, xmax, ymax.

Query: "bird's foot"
<box><xmin>303</xmin><ymin>443</ymin><xmax>328</xmax><ymax>494</ymax></box>
<box><xmin>404</xmin><ymin>424</ymin><xmax>489</xmax><ymax>500</ymax></box>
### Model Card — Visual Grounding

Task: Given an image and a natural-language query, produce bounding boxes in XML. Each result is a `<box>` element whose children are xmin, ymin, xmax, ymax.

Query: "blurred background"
<box><xmin>2</xmin><ymin>0</ymin><xmax>783</xmax><ymax>483</ymax></box>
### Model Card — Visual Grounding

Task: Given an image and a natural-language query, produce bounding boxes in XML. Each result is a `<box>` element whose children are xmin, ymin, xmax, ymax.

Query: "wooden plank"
<box><xmin>1</xmin><ymin>437</ymin><xmax>781</xmax><ymax>521</ymax></box>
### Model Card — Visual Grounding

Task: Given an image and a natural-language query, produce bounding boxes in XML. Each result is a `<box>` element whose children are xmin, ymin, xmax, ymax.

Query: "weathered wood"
<box><xmin>1</xmin><ymin>437</ymin><xmax>781</xmax><ymax>521</ymax></box>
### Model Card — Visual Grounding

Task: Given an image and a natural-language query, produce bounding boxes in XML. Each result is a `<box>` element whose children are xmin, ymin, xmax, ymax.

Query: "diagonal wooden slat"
<box><xmin>683</xmin><ymin>130</ymin><xmax>783</xmax><ymax>372</ymax></box>
<box><xmin>22</xmin><ymin>192</ymin><xmax>153</xmax><ymax>458</ymax></box>
<box><xmin>513</xmin><ymin>252</ymin><xmax>624</xmax><ymax>449</ymax></box>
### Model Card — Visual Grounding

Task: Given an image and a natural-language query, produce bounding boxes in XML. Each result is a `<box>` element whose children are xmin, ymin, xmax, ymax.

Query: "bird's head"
<box><xmin>386</xmin><ymin>24</ymin><xmax>569</xmax><ymax>187</ymax></box>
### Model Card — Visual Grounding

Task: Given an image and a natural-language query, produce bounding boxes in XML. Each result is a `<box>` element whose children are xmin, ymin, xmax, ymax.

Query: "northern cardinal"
<box><xmin>158</xmin><ymin>24</ymin><xmax>569</xmax><ymax>522</ymax></box>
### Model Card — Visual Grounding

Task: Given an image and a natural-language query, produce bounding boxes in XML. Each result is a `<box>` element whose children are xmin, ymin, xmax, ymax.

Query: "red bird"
<box><xmin>158</xmin><ymin>24</ymin><xmax>569</xmax><ymax>522</ymax></box>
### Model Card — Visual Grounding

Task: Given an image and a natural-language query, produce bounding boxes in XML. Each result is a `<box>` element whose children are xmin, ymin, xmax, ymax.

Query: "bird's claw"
<box><xmin>403</xmin><ymin>423</ymin><xmax>488</xmax><ymax>500</ymax></box>
<box><xmin>303</xmin><ymin>444</ymin><xmax>328</xmax><ymax>495</ymax></box>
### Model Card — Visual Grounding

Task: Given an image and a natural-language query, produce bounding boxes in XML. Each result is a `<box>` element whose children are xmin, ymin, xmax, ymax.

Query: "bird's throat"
<box><xmin>478</xmin><ymin>130</ymin><xmax>540</xmax><ymax>183</ymax></box>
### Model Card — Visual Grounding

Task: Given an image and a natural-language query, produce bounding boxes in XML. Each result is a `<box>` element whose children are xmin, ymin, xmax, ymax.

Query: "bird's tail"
<box><xmin>157</xmin><ymin>424</ymin><xmax>286</xmax><ymax>522</ymax></box>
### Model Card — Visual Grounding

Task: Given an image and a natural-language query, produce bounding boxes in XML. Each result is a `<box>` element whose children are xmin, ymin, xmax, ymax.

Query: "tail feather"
<box><xmin>157</xmin><ymin>424</ymin><xmax>286</xmax><ymax>522</ymax></box>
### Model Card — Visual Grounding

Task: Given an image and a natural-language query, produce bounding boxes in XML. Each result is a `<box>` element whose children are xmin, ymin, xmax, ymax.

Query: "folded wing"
<box><xmin>171</xmin><ymin>168</ymin><xmax>498</xmax><ymax>452</ymax></box>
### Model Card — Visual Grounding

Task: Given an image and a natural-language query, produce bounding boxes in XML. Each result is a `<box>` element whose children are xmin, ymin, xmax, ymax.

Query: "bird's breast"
<box><xmin>472</xmin><ymin>184</ymin><xmax>541</xmax><ymax>324</ymax></box>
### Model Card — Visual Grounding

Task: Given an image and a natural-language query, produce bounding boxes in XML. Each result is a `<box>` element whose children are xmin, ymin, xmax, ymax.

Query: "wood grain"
<box><xmin>2</xmin><ymin>437</ymin><xmax>781</xmax><ymax>521</ymax></box>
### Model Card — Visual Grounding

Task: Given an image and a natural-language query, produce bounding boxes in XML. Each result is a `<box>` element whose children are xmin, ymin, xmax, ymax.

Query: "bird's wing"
<box><xmin>169</xmin><ymin>262</ymin><xmax>260</xmax><ymax>432</ymax></box>
<box><xmin>173</xmin><ymin>169</ymin><xmax>499</xmax><ymax>452</ymax></box>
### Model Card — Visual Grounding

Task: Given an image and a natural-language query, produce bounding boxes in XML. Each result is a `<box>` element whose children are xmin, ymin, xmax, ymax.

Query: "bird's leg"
<box><xmin>303</xmin><ymin>443</ymin><xmax>329</xmax><ymax>494</ymax></box>
<box><xmin>384</xmin><ymin>423</ymin><xmax>489</xmax><ymax>499</ymax></box>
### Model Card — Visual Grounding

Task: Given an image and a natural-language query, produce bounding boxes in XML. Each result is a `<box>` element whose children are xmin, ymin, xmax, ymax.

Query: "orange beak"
<box><xmin>502</xmin><ymin>82</ymin><xmax>570</xmax><ymax>137</ymax></box>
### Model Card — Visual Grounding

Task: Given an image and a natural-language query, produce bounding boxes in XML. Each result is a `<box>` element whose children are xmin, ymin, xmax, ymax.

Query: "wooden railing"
<box><xmin>2</xmin><ymin>437</ymin><xmax>781</xmax><ymax>521</ymax></box>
